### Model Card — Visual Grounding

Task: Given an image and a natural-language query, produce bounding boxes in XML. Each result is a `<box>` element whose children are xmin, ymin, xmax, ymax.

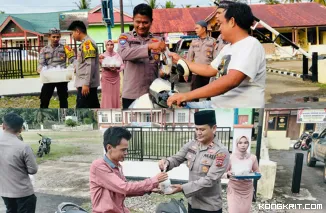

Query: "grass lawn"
<box><xmin>29</xmin><ymin>143</ymin><xmax>83</xmax><ymax>164</ymax></box>
<box><xmin>0</xmin><ymin>95</ymin><xmax>77</xmax><ymax>108</ymax></box>
<box><xmin>22</xmin><ymin>130</ymin><xmax>102</xmax><ymax>144</ymax></box>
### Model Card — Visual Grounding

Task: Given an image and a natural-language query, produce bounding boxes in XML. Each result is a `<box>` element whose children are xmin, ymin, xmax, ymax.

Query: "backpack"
<box><xmin>156</xmin><ymin>198</ymin><xmax>187</xmax><ymax>213</ymax></box>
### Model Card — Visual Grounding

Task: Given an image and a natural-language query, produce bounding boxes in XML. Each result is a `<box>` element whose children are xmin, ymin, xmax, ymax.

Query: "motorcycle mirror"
<box><xmin>312</xmin><ymin>133</ymin><xmax>319</xmax><ymax>139</ymax></box>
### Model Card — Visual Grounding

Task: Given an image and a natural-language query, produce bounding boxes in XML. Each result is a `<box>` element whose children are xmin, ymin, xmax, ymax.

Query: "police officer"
<box><xmin>38</xmin><ymin>28</ymin><xmax>75</xmax><ymax>108</ymax></box>
<box><xmin>158</xmin><ymin>110</ymin><xmax>230</xmax><ymax>213</ymax></box>
<box><xmin>68</xmin><ymin>21</ymin><xmax>100</xmax><ymax>108</ymax></box>
<box><xmin>187</xmin><ymin>21</ymin><xmax>218</xmax><ymax>102</ymax></box>
<box><xmin>117</xmin><ymin>3</ymin><xmax>166</xmax><ymax>109</ymax></box>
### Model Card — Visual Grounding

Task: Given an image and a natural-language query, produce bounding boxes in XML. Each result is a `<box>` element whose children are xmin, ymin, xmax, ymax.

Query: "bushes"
<box><xmin>65</xmin><ymin>119</ymin><xmax>77</xmax><ymax>127</ymax></box>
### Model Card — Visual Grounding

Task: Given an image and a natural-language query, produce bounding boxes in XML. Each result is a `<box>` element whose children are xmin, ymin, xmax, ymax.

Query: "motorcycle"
<box><xmin>293</xmin><ymin>132</ymin><xmax>312</xmax><ymax>151</ymax></box>
<box><xmin>55</xmin><ymin>202</ymin><xmax>87</xmax><ymax>213</ymax></box>
<box><xmin>129</xmin><ymin>50</ymin><xmax>191</xmax><ymax>109</ymax></box>
<box><xmin>37</xmin><ymin>133</ymin><xmax>52</xmax><ymax>157</ymax></box>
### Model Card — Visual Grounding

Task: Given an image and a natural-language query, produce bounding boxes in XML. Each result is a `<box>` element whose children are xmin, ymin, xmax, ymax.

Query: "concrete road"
<box><xmin>265</xmin><ymin>73</ymin><xmax>326</xmax><ymax>108</ymax></box>
<box><xmin>0</xmin><ymin>193</ymin><xmax>88</xmax><ymax>213</ymax></box>
<box><xmin>269</xmin><ymin>149</ymin><xmax>325</xmax><ymax>212</ymax></box>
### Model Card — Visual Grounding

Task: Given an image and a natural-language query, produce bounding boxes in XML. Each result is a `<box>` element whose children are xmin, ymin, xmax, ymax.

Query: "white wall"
<box><xmin>309</xmin><ymin>44</ymin><xmax>326</xmax><ymax>55</ymax></box>
<box><xmin>98</xmin><ymin>110</ymin><xmax>122</xmax><ymax>124</ymax></box>
<box><xmin>215</xmin><ymin>109</ymin><xmax>234</xmax><ymax>129</ymax></box>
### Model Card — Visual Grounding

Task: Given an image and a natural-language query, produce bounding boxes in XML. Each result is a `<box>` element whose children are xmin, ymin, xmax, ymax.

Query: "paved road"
<box><xmin>265</xmin><ymin>73</ymin><xmax>326</xmax><ymax>108</ymax></box>
<box><xmin>0</xmin><ymin>193</ymin><xmax>88</xmax><ymax>213</ymax></box>
<box><xmin>269</xmin><ymin>149</ymin><xmax>325</xmax><ymax>212</ymax></box>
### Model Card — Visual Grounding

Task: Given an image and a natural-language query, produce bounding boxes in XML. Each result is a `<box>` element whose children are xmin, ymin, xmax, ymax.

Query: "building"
<box><xmin>97</xmin><ymin>108</ymin><xmax>254</xmax><ymax>130</ymax></box>
<box><xmin>263</xmin><ymin>108</ymin><xmax>326</xmax><ymax>150</ymax></box>
<box><xmin>0</xmin><ymin>7</ymin><xmax>133</xmax><ymax>48</ymax></box>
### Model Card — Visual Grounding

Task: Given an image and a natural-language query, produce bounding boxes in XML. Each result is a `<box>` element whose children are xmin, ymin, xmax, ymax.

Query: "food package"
<box><xmin>40</xmin><ymin>65</ymin><xmax>74</xmax><ymax>83</ymax></box>
<box><xmin>159</xmin><ymin>179</ymin><xmax>173</xmax><ymax>194</ymax></box>
<box><xmin>102</xmin><ymin>56</ymin><xmax>122</xmax><ymax>68</ymax></box>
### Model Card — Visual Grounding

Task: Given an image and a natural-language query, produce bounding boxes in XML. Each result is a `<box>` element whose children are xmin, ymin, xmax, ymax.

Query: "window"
<box><xmin>115</xmin><ymin>114</ymin><xmax>122</xmax><ymax>123</ymax></box>
<box><xmin>165</xmin><ymin>113</ymin><xmax>170</xmax><ymax>122</ymax></box>
<box><xmin>177</xmin><ymin>113</ymin><xmax>186</xmax><ymax>123</ymax></box>
<box><xmin>304</xmin><ymin>123</ymin><xmax>315</xmax><ymax>132</ymax></box>
<box><xmin>238</xmin><ymin>115</ymin><xmax>249</xmax><ymax>124</ymax></box>
<box><xmin>102</xmin><ymin>114</ymin><xmax>108</xmax><ymax>123</ymax></box>
<box><xmin>268</xmin><ymin>115</ymin><xmax>288</xmax><ymax>131</ymax></box>
<box><xmin>143</xmin><ymin>113</ymin><xmax>151</xmax><ymax>122</ymax></box>
<box><xmin>15</xmin><ymin>41</ymin><xmax>28</xmax><ymax>48</ymax></box>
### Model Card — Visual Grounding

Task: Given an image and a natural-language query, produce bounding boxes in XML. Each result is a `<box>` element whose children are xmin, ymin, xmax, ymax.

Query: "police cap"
<box><xmin>194</xmin><ymin>110</ymin><xmax>216</xmax><ymax>125</ymax></box>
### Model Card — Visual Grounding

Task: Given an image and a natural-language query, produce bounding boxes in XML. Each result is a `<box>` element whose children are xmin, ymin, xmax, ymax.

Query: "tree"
<box><xmin>311</xmin><ymin>0</ymin><xmax>326</xmax><ymax>6</ymax></box>
<box><xmin>145</xmin><ymin>0</ymin><xmax>159</xmax><ymax>9</ymax></box>
<box><xmin>185</xmin><ymin>5</ymin><xmax>191</xmax><ymax>8</ymax></box>
<box><xmin>75</xmin><ymin>0</ymin><xmax>91</xmax><ymax>9</ymax></box>
<box><xmin>164</xmin><ymin>1</ymin><xmax>176</xmax><ymax>8</ymax></box>
<box><xmin>260</xmin><ymin>0</ymin><xmax>280</xmax><ymax>4</ymax></box>
<box><xmin>32</xmin><ymin>109</ymin><xmax>55</xmax><ymax>124</ymax></box>
<box><xmin>282</xmin><ymin>0</ymin><xmax>301</xmax><ymax>3</ymax></box>
<box><xmin>0</xmin><ymin>11</ymin><xmax>5</xmax><ymax>14</ymax></box>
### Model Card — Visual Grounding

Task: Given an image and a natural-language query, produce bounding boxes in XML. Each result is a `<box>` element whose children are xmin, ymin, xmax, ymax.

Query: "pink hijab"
<box><xmin>103</xmin><ymin>39</ymin><xmax>116</xmax><ymax>57</ymax></box>
<box><xmin>234</xmin><ymin>136</ymin><xmax>251</xmax><ymax>160</ymax></box>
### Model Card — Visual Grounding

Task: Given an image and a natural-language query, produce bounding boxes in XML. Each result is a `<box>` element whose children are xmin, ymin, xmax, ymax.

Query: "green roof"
<box><xmin>0</xmin><ymin>9</ymin><xmax>90</xmax><ymax>34</ymax></box>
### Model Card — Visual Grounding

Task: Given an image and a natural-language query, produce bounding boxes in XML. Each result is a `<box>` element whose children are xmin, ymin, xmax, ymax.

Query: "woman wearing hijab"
<box><xmin>226</xmin><ymin>136</ymin><xmax>260</xmax><ymax>213</ymax></box>
<box><xmin>99</xmin><ymin>40</ymin><xmax>124</xmax><ymax>108</ymax></box>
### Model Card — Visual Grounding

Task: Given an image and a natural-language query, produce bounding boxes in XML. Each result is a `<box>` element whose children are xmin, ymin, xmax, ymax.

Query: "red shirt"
<box><xmin>90</xmin><ymin>158</ymin><xmax>159</xmax><ymax>213</ymax></box>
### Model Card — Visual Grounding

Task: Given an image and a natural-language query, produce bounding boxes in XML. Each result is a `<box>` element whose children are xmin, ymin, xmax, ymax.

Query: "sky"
<box><xmin>0</xmin><ymin>0</ymin><xmax>262</xmax><ymax>15</ymax></box>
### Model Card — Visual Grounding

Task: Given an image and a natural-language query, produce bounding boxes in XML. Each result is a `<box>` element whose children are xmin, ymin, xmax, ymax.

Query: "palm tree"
<box><xmin>164</xmin><ymin>1</ymin><xmax>176</xmax><ymax>8</ymax></box>
<box><xmin>145</xmin><ymin>0</ymin><xmax>159</xmax><ymax>9</ymax></box>
<box><xmin>32</xmin><ymin>109</ymin><xmax>55</xmax><ymax>125</ymax></box>
<box><xmin>260</xmin><ymin>0</ymin><xmax>280</xmax><ymax>4</ymax></box>
<box><xmin>311</xmin><ymin>0</ymin><xmax>326</xmax><ymax>6</ymax></box>
<box><xmin>75</xmin><ymin>0</ymin><xmax>91</xmax><ymax>9</ymax></box>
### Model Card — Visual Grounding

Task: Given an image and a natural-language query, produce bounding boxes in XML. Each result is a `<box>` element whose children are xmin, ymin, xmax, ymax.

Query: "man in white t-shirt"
<box><xmin>167</xmin><ymin>2</ymin><xmax>266</xmax><ymax>108</ymax></box>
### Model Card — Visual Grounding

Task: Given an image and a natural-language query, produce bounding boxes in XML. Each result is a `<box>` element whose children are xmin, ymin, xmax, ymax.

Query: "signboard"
<box><xmin>166</xmin><ymin>33</ymin><xmax>186</xmax><ymax>44</ymax></box>
<box><xmin>297</xmin><ymin>109</ymin><xmax>326</xmax><ymax>123</ymax></box>
<box><xmin>59</xmin><ymin>12</ymin><xmax>88</xmax><ymax>30</ymax></box>
<box><xmin>276</xmin><ymin>116</ymin><xmax>288</xmax><ymax>130</ymax></box>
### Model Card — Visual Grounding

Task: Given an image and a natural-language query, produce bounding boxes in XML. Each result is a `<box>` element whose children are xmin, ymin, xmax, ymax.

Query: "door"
<box><xmin>286</xmin><ymin>115</ymin><xmax>301</xmax><ymax>140</ymax></box>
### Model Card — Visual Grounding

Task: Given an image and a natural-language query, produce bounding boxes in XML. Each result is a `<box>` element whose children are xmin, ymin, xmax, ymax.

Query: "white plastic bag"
<box><xmin>102</xmin><ymin>57</ymin><xmax>121</xmax><ymax>68</ymax></box>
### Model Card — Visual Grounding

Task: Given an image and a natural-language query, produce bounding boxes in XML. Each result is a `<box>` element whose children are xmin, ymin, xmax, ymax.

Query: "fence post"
<box><xmin>140</xmin><ymin>127</ymin><xmax>144</xmax><ymax>161</ymax></box>
<box><xmin>291</xmin><ymin>153</ymin><xmax>304</xmax><ymax>193</ymax></box>
<box><xmin>302</xmin><ymin>54</ymin><xmax>308</xmax><ymax>80</ymax></box>
<box><xmin>311</xmin><ymin>52</ymin><xmax>318</xmax><ymax>82</ymax></box>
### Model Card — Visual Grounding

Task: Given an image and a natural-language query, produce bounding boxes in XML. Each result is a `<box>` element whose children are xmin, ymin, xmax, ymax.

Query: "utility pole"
<box><xmin>102</xmin><ymin>0</ymin><xmax>115</xmax><ymax>39</ymax></box>
<box><xmin>120</xmin><ymin>0</ymin><xmax>125</xmax><ymax>33</ymax></box>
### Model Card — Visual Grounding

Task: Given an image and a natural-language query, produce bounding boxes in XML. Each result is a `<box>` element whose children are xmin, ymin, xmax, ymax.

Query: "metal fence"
<box><xmin>0</xmin><ymin>47</ymin><xmax>23</xmax><ymax>79</ymax></box>
<box><xmin>125</xmin><ymin>127</ymin><xmax>231</xmax><ymax>161</ymax></box>
<box><xmin>0</xmin><ymin>43</ymin><xmax>105</xmax><ymax>78</ymax></box>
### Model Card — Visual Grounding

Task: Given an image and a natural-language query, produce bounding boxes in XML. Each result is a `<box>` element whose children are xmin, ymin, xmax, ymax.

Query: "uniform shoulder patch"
<box><xmin>119</xmin><ymin>34</ymin><xmax>128</xmax><ymax>46</ymax></box>
<box><xmin>64</xmin><ymin>45</ymin><xmax>75</xmax><ymax>59</ymax></box>
<box><xmin>215</xmin><ymin>152</ymin><xmax>227</xmax><ymax>167</ymax></box>
<box><xmin>82</xmin><ymin>40</ymin><xmax>96</xmax><ymax>59</ymax></box>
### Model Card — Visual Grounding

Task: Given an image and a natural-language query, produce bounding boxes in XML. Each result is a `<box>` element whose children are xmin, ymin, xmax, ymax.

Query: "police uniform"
<box><xmin>187</xmin><ymin>36</ymin><xmax>218</xmax><ymax>101</ymax></box>
<box><xmin>117</xmin><ymin>30</ymin><xmax>162</xmax><ymax>109</ymax></box>
<box><xmin>75</xmin><ymin>35</ymin><xmax>100</xmax><ymax>108</ymax></box>
<box><xmin>165</xmin><ymin>111</ymin><xmax>230</xmax><ymax>213</ymax></box>
<box><xmin>38</xmin><ymin>34</ymin><xmax>75</xmax><ymax>108</ymax></box>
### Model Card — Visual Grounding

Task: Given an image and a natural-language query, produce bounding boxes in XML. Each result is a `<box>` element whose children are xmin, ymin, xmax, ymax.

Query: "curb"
<box><xmin>267</xmin><ymin>67</ymin><xmax>303</xmax><ymax>79</ymax></box>
<box><xmin>266</xmin><ymin>57</ymin><xmax>298</xmax><ymax>62</ymax></box>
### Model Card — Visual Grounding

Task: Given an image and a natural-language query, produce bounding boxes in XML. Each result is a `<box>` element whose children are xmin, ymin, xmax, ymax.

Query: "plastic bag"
<box><xmin>102</xmin><ymin>56</ymin><xmax>121</xmax><ymax>68</ymax></box>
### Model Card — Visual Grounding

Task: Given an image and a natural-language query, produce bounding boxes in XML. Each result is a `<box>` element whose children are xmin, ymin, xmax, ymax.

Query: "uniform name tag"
<box><xmin>187</xmin><ymin>148</ymin><xmax>196</xmax><ymax>154</ymax></box>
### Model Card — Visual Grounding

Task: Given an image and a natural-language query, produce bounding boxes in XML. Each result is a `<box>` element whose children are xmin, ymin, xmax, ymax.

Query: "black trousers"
<box><xmin>40</xmin><ymin>82</ymin><xmax>68</xmax><ymax>108</ymax></box>
<box><xmin>76</xmin><ymin>87</ymin><xmax>100</xmax><ymax>108</ymax></box>
<box><xmin>122</xmin><ymin>98</ymin><xmax>135</xmax><ymax>109</ymax></box>
<box><xmin>191</xmin><ymin>75</ymin><xmax>211</xmax><ymax>102</ymax></box>
<box><xmin>188</xmin><ymin>204</ymin><xmax>222</xmax><ymax>213</ymax></box>
<box><xmin>2</xmin><ymin>194</ymin><xmax>37</xmax><ymax>213</ymax></box>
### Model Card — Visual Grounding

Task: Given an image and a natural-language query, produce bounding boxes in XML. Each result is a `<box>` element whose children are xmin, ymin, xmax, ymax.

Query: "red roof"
<box><xmin>150</xmin><ymin>3</ymin><xmax>326</xmax><ymax>33</ymax></box>
<box><xmin>151</xmin><ymin>7</ymin><xmax>216</xmax><ymax>33</ymax></box>
<box><xmin>251</xmin><ymin>3</ymin><xmax>326</xmax><ymax>28</ymax></box>
<box><xmin>88</xmin><ymin>7</ymin><xmax>133</xmax><ymax>24</ymax></box>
